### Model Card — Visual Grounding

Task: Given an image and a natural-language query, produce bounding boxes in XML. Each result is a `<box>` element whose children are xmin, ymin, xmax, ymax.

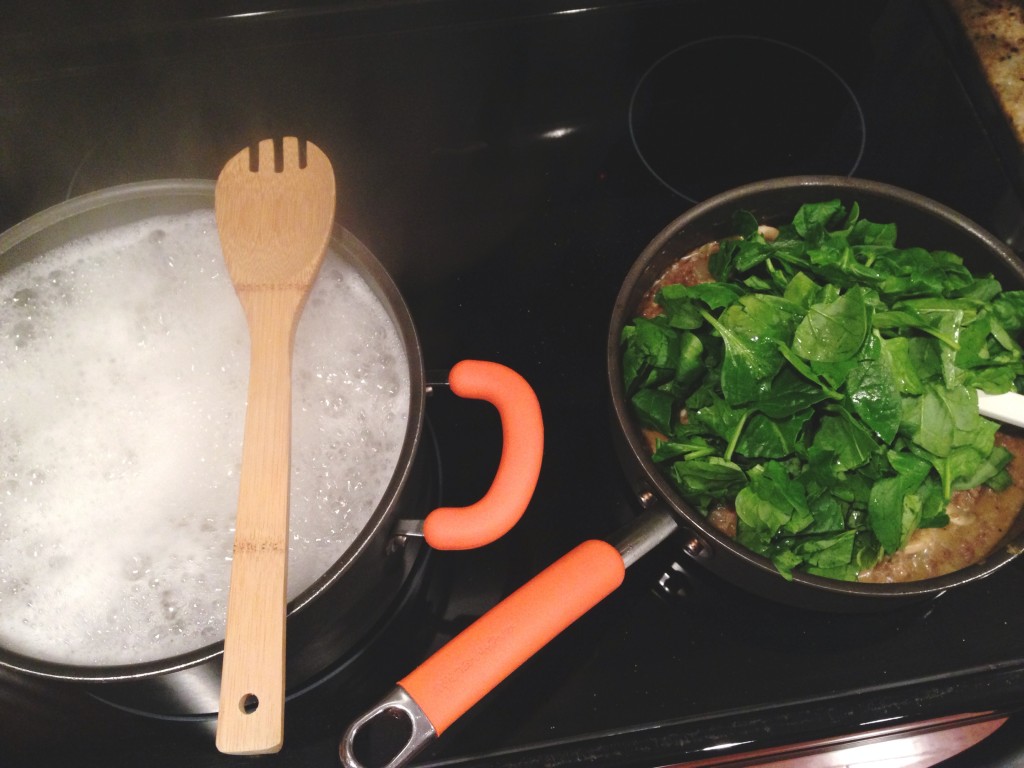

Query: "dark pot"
<box><xmin>0</xmin><ymin>180</ymin><xmax>542</xmax><ymax>719</ymax></box>
<box><xmin>341</xmin><ymin>175</ymin><xmax>1024</xmax><ymax>768</ymax></box>
<box><xmin>607</xmin><ymin>175</ymin><xmax>1024</xmax><ymax>611</ymax></box>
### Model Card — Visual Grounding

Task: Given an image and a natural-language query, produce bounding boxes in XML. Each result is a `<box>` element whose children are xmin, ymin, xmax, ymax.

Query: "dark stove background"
<box><xmin>2</xmin><ymin>1</ymin><xmax>1024</xmax><ymax>766</ymax></box>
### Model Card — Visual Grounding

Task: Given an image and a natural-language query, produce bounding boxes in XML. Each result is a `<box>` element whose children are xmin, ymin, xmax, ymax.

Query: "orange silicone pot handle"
<box><xmin>423</xmin><ymin>360</ymin><xmax>544</xmax><ymax>550</ymax></box>
<box><xmin>399</xmin><ymin>539</ymin><xmax>626</xmax><ymax>736</ymax></box>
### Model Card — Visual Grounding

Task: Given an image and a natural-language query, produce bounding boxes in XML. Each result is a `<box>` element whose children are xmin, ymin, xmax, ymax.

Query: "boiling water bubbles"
<box><xmin>0</xmin><ymin>211</ymin><xmax>410</xmax><ymax>666</ymax></box>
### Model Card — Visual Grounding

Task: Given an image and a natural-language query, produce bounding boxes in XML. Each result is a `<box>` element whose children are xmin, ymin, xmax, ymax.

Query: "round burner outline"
<box><xmin>628</xmin><ymin>35</ymin><xmax>867</xmax><ymax>203</ymax></box>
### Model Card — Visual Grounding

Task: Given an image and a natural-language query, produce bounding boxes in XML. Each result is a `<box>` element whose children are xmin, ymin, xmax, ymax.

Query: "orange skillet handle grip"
<box><xmin>423</xmin><ymin>360</ymin><xmax>544</xmax><ymax>550</ymax></box>
<box><xmin>400</xmin><ymin>539</ymin><xmax>625</xmax><ymax>736</ymax></box>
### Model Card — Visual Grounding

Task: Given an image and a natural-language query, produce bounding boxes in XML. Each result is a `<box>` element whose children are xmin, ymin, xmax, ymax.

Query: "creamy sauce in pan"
<box><xmin>858</xmin><ymin>432</ymin><xmax>1024</xmax><ymax>582</ymax></box>
<box><xmin>0</xmin><ymin>210</ymin><xmax>411</xmax><ymax>665</ymax></box>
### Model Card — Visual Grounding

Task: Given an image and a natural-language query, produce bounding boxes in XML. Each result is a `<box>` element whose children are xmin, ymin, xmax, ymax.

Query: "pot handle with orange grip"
<box><xmin>339</xmin><ymin>509</ymin><xmax>680</xmax><ymax>768</ymax></box>
<box><xmin>422</xmin><ymin>359</ymin><xmax>544</xmax><ymax>550</ymax></box>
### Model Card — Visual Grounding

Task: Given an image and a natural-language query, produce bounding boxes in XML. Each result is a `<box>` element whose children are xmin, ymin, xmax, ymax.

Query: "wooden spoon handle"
<box><xmin>216</xmin><ymin>289</ymin><xmax>304</xmax><ymax>754</ymax></box>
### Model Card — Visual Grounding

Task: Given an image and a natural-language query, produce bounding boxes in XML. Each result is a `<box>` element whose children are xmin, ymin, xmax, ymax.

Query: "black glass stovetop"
<box><xmin>1</xmin><ymin>1</ymin><xmax>1024</xmax><ymax>766</ymax></box>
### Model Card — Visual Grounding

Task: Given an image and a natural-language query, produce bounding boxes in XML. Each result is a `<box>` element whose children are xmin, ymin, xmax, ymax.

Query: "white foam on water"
<box><xmin>0</xmin><ymin>210</ymin><xmax>411</xmax><ymax>666</ymax></box>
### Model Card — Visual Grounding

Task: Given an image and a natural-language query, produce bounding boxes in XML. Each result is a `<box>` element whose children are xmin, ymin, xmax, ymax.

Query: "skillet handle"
<box><xmin>338</xmin><ymin>539</ymin><xmax>625</xmax><ymax>768</ymax></box>
<box><xmin>423</xmin><ymin>360</ymin><xmax>543</xmax><ymax>550</ymax></box>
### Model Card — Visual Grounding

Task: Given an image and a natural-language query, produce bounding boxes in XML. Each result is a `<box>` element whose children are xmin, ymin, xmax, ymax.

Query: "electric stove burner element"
<box><xmin>629</xmin><ymin>35</ymin><xmax>867</xmax><ymax>203</ymax></box>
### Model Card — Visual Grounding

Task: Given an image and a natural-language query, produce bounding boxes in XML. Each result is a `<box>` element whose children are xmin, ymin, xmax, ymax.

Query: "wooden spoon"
<box><xmin>213</xmin><ymin>137</ymin><xmax>336</xmax><ymax>755</ymax></box>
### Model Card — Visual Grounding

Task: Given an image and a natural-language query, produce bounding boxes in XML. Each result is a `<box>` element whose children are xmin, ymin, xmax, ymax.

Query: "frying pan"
<box><xmin>340</xmin><ymin>176</ymin><xmax>1024</xmax><ymax>768</ymax></box>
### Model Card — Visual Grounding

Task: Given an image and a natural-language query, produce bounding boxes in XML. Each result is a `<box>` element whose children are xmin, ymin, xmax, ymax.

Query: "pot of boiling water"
<box><xmin>0</xmin><ymin>180</ymin><xmax>436</xmax><ymax>715</ymax></box>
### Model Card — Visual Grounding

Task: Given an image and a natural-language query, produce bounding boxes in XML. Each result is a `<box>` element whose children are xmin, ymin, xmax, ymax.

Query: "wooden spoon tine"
<box><xmin>216</xmin><ymin>139</ymin><xmax>334</xmax><ymax>291</ymax></box>
<box><xmin>213</xmin><ymin>137</ymin><xmax>336</xmax><ymax>756</ymax></box>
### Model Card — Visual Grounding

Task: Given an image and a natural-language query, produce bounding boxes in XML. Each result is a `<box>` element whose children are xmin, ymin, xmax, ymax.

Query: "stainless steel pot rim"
<box><xmin>0</xmin><ymin>180</ymin><xmax>427</xmax><ymax>681</ymax></box>
<box><xmin>608</xmin><ymin>174</ymin><xmax>1024</xmax><ymax>601</ymax></box>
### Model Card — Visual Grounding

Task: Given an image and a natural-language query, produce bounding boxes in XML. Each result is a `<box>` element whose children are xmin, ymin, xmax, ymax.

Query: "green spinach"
<box><xmin>622</xmin><ymin>200</ymin><xmax>1023</xmax><ymax>580</ymax></box>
